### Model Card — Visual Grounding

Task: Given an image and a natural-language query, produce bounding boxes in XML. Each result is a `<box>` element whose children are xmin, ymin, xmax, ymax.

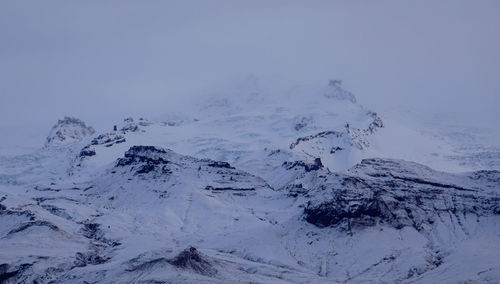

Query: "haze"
<box><xmin>1</xmin><ymin>1</ymin><xmax>499</xmax><ymax>151</ymax></box>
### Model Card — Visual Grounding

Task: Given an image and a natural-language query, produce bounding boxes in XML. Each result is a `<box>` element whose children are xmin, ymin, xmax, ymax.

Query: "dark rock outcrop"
<box><xmin>0</xmin><ymin>263</ymin><xmax>32</xmax><ymax>283</ymax></box>
<box><xmin>125</xmin><ymin>247</ymin><xmax>217</xmax><ymax>277</ymax></box>
<box><xmin>7</xmin><ymin>221</ymin><xmax>59</xmax><ymax>235</ymax></box>
<box><xmin>115</xmin><ymin>146</ymin><xmax>172</xmax><ymax>176</ymax></box>
<box><xmin>79</xmin><ymin>147</ymin><xmax>96</xmax><ymax>157</ymax></box>
<box><xmin>325</xmin><ymin>80</ymin><xmax>357</xmax><ymax>103</ymax></box>
<box><xmin>168</xmin><ymin>247</ymin><xmax>217</xmax><ymax>276</ymax></box>
<box><xmin>90</xmin><ymin>133</ymin><xmax>126</xmax><ymax>147</ymax></box>
<box><xmin>290</xmin><ymin>131</ymin><xmax>343</xmax><ymax>150</ymax></box>
<box><xmin>302</xmin><ymin>158</ymin><xmax>500</xmax><ymax>231</ymax></box>
<box><xmin>283</xmin><ymin>158</ymin><xmax>324</xmax><ymax>172</ymax></box>
<box><xmin>112</xmin><ymin>146</ymin><xmax>270</xmax><ymax>192</ymax></box>
<box><xmin>204</xmin><ymin>186</ymin><xmax>255</xmax><ymax>191</ymax></box>
<box><xmin>207</xmin><ymin>161</ymin><xmax>234</xmax><ymax>169</ymax></box>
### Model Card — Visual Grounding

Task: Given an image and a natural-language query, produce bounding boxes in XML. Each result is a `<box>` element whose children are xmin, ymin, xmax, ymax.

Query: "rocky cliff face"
<box><xmin>302</xmin><ymin>158</ymin><xmax>500</xmax><ymax>232</ymax></box>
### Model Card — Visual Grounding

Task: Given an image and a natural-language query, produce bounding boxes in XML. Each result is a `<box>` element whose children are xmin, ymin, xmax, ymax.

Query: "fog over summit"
<box><xmin>1</xmin><ymin>1</ymin><xmax>499</xmax><ymax>132</ymax></box>
<box><xmin>0</xmin><ymin>1</ymin><xmax>499</xmax><ymax>283</ymax></box>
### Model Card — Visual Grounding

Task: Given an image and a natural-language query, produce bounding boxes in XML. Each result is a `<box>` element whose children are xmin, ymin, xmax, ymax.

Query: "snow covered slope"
<box><xmin>58</xmin><ymin>80</ymin><xmax>384</xmax><ymax>176</ymax></box>
<box><xmin>0</xmin><ymin>82</ymin><xmax>499</xmax><ymax>283</ymax></box>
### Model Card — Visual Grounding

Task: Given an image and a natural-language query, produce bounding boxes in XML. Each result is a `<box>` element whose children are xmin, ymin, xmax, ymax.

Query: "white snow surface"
<box><xmin>0</xmin><ymin>82</ymin><xmax>499</xmax><ymax>283</ymax></box>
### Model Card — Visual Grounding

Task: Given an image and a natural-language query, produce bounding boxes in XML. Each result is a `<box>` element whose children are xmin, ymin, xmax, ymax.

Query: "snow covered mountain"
<box><xmin>45</xmin><ymin>117</ymin><xmax>96</xmax><ymax>147</ymax></box>
<box><xmin>0</xmin><ymin>82</ymin><xmax>499</xmax><ymax>283</ymax></box>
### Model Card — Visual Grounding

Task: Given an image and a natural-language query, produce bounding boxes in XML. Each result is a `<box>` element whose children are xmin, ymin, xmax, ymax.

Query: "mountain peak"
<box><xmin>325</xmin><ymin>79</ymin><xmax>357</xmax><ymax>103</ymax></box>
<box><xmin>45</xmin><ymin>116</ymin><xmax>95</xmax><ymax>146</ymax></box>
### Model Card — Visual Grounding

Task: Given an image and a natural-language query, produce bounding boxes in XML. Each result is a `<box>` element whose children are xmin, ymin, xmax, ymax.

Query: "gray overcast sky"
<box><xmin>1</xmin><ymin>1</ymin><xmax>499</xmax><ymax>134</ymax></box>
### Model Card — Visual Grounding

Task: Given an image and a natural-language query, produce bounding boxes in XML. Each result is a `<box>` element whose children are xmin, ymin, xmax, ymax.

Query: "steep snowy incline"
<box><xmin>1</xmin><ymin>144</ymin><xmax>499</xmax><ymax>283</ymax></box>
